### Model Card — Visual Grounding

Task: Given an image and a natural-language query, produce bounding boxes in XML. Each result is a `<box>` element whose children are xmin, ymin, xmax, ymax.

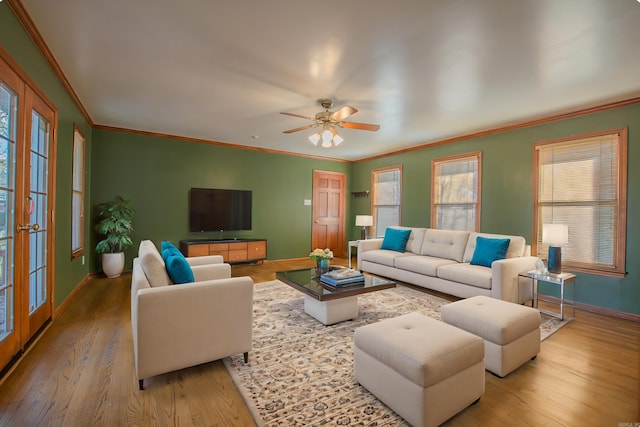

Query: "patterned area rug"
<box><xmin>224</xmin><ymin>280</ymin><xmax>570</xmax><ymax>426</ymax></box>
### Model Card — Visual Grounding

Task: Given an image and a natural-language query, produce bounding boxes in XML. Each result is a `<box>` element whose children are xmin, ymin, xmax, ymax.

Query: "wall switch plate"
<box><xmin>304</xmin><ymin>199</ymin><xmax>311</xmax><ymax>206</ymax></box>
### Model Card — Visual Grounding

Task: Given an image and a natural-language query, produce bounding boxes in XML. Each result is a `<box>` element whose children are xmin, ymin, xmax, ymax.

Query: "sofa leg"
<box><xmin>138</xmin><ymin>379</ymin><xmax>144</xmax><ymax>390</ymax></box>
<box><xmin>243</xmin><ymin>352</ymin><xmax>249</xmax><ymax>364</ymax></box>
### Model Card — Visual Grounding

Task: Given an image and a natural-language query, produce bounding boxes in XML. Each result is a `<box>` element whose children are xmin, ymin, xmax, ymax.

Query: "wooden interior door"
<box><xmin>311</xmin><ymin>170</ymin><xmax>346</xmax><ymax>258</ymax></box>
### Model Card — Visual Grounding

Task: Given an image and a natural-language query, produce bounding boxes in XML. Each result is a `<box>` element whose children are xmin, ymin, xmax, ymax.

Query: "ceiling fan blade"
<box><xmin>330</xmin><ymin>105</ymin><xmax>357</xmax><ymax>121</ymax></box>
<box><xmin>283</xmin><ymin>124</ymin><xmax>315</xmax><ymax>134</ymax></box>
<box><xmin>280</xmin><ymin>112</ymin><xmax>314</xmax><ymax>120</ymax></box>
<box><xmin>341</xmin><ymin>121</ymin><xmax>380</xmax><ymax>131</ymax></box>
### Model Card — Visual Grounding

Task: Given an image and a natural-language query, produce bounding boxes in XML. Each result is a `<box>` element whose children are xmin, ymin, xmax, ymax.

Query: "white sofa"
<box><xmin>131</xmin><ymin>240</ymin><xmax>254</xmax><ymax>390</ymax></box>
<box><xmin>357</xmin><ymin>228</ymin><xmax>538</xmax><ymax>304</ymax></box>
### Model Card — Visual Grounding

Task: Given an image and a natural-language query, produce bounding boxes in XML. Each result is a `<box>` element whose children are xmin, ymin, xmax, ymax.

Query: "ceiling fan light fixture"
<box><xmin>330</xmin><ymin>127</ymin><xmax>344</xmax><ymax>146</ymax></box>
<box><xmin>308</xmin><ymin>132</ymin><xmax>321</xmax><ymax>145</ymax></box>
<box><xmin>321</xmin><ymin>129</ymin><xmax>333</xmax><ymax>147</ymax></box>
<box><xmin>283</xmin><ymin>98</ymin><xmax>378</xmax><ymax>148</ymax></box>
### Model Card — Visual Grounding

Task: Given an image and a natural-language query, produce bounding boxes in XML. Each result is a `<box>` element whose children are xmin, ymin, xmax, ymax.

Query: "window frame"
<box><xmin>371</xmin><ymin>165</ymin><xmax>402</xmax><ymax>238</ymax></box>
<box><xmin>430</xmin><ymin>151</ymin><xmax>482</xmax><ymax>231</ymax></box>
<box><xmin>532</xmin><ymin>128</ymin><xmax>627</xmax><ymax>278</ymax></box>
<box><xmin>71</xmin><ymin>124</ymin><xmax>85</xmax><ymax>260</ymax></box>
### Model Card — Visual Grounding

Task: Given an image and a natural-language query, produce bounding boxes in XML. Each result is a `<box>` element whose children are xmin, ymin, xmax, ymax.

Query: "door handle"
<box><xmin>17</xmin><ymin>223</ymin><xmax>40</xmax><ymax>232</ymax></box>
<box><xmin>314</xmin><ymin>219</ymin><xmax>320</xmax><ymax>223</ymax></box>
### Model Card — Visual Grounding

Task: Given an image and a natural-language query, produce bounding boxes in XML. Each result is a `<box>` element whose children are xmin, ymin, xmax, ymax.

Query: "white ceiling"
<box><xmin>19</xmin><ymin>0</ymin><xmax>640</xmax><ymax>161</ymax></box>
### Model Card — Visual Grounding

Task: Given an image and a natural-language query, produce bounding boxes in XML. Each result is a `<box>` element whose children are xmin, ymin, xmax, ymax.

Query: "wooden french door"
<box><xmin>0</xmin><ymin>54</ymin><xmax>55</xmax><ymax>371</ymax></box>
<box><xmin>311</xmin><ymin>170</ymin><xmax>346</xmax><ymax>258</ymax></box>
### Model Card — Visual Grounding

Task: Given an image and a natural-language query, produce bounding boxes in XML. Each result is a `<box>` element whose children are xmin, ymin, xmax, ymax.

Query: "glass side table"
<box><xmin>519</xmin><ymin>270</ymin><xmax>576</xmax><ymax>320</ymax></box>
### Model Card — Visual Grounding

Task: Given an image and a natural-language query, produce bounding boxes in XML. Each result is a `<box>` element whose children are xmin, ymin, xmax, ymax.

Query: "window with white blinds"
<box><xmin>371</xmin><ymin>166</ymin><xmax>401</xmax><ymax>237</ymax></box>
<box><xmin>431</xmin><ymin>152</ymin><xmax>481</xmax><ymax>231</ymax></box>
<box><xmin>534</xmin><ymin>129</ymin><xmax>627</xmax><ymax>277</ymax></box>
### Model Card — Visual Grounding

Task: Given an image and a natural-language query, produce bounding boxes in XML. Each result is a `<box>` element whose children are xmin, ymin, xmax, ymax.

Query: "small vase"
<box><xmin>317</xmin><ymin>258</ymin><xmax>330</xmax><ymax>273</ymax></box>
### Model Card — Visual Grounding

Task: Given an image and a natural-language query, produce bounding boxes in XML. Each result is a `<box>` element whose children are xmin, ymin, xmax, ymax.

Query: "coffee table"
<box><xmin>276</xmin><ymin>267</ymin><xmax>396</xmax><ymax>325</ymax></box>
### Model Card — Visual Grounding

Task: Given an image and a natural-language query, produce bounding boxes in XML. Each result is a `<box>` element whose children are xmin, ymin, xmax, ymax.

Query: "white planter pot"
<box><xmin>102</xmin><ymin>252</ymin><xmax>125</xmax><ymax>278</ymax></box>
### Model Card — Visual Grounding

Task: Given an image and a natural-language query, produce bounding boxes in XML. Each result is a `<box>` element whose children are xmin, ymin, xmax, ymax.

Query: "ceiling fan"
<box><xmin>280</xmin><ymin>99</ymin><xmax>380</xmax><ymax>147</ymax></box>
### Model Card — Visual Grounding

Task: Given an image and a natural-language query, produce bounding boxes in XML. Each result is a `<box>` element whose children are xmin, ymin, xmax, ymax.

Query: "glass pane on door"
<box><xmin>0</xmin><ymin>81</ymin><xmax>16</xmax><ymax>340</ymax></box>
<box><xmin>28</xmin><ymin>110</ymin><xmax>48</xmax><ymax>314</ymax></box>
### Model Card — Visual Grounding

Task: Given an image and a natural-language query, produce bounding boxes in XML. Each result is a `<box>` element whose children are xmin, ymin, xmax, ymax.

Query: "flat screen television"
<box><xmin>189</xmin><ymin>188</ymin><xmax>252</xmax><ymax>232</ymax></box>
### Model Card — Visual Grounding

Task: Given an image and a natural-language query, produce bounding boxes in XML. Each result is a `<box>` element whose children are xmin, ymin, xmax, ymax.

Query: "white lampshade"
<box><xmin>308</xmin><ymin>133</ymin><xmax>320</xmax><ymax>145</ymax></box>
<box><xmin>320</xmin><ymin>129</ymin><xmax>332</xmax><ymax>147</ymax></box>
<box><xmin>355</xmin><ymin>215</ymin><xmax>373</xmax><ymax>227</ymax></box>
<box><xmin>542</xmin><ymin>223</ymin><xmax>569</xmax><ymax>246</ymax></box>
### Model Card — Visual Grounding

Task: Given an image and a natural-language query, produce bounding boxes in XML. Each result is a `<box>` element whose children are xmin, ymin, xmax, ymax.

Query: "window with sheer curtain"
<box><xmin>71</xmin><ymin>126</ymin><xmax>85</xmax><ymax>260</ymax></box>
<box><xmin>534</xmin><ymin>129</ymin><xmax>627</xmax><ymax>277</ymax></box>
<box><xmin>371</xmin><ymin>166</ymin><xmax>401</xmax><ymax>237</ymax></box>
<box><xmin>431</xmin><ymin>152</ymin><xmax>481</xmax><ymax>231</ymax></box>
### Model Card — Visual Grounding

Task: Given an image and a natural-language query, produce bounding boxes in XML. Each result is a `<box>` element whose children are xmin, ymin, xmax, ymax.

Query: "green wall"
<box><xmin>90</xmin><ymin>129</ymin><xmax>351</xmax><ymax>271</ymax></box>
<box><xmin>352</xmin><ymin>104</ymin><xmax>640</xmax><ymax>315</ymax></box>
<box><xmin>1</xmin><ymin>5</ymin><xmax>92</xmax><ymax>309</ymax></box>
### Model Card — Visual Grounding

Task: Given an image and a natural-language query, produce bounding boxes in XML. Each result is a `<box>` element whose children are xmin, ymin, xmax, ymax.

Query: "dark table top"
<box><xmin>276</xmin><ymin>266</ymin><xmax>396</xmax><ymax>301</ymax></box>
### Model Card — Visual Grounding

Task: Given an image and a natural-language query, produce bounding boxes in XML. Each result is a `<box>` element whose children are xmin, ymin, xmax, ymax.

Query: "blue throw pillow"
<box><xmin>161</xmin><ymin>241</ymin><xmax>182</xmax><ymax>262</ymax></box>
<box><xmin>380</xmin><ymin>228</ymin><xmax>412</xmax><ymax>253</ymax></box>
<box><xmin>470</xmin><ymin>237</ymin><xmax>511</xmax><ymax>267</ymax></box>
<box><xmin>165</xmin><ymin>254</ymin><xmax>195</xmax><ymax>284</ymax></box>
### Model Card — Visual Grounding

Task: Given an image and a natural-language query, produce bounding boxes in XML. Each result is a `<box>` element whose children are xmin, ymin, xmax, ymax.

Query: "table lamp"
<box><xmin>542</xmin><ymin>223</ymin><xmax>568</xmax><ymax>274</ymax></box>
<box><xmin>355</xmin><ymin>215</ymin><xmax>373</xmax><ymax>240</ymax></box>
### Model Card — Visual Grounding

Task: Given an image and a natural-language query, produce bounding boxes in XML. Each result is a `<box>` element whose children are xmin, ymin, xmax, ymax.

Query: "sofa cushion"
<box><xmin>165</xmin><ymin>254</ymin><xmax>195</xmax><ymax>284</ymax></box>
<box><xmin>161</xmin><ymin>240</ymin><xmax>182</xmax><ymax>261</ymax></box>
<box><xmin>463</xmin><ymin>232</ymin><xmax>527</xmax><ymax>263</ymax></box>
<box><xmin>470</xmin><ymin>236</ymin><xmax>510</xmax><ymax>267</ymax></box>
<box><xmin>436</xmin><ymin>263</ymin><xmax>492</xmax><ymax>289</ymax></box>
<box><xmin>395</xmin><ymin>255</ymin><xmax>458</xmax><ymax>277</ymax></box>
<box><xmin>381</xmin><ymin>227</ymin><xmax>412</xmax><ymax>252</ymax></box>
<box><xmin>420</xmin><ymin>229</ymin><xmax>470</xmax><ymax>262</ymax></box>
<box><xmin>361</xmin><ymin>249</ymin><xmax>415</xmax><ymax>267</ymax></box>
<box><xmin>388</xmin><ymin>227</ymin><xmax>426</xmax><ymax>254</ymax></box>
<box><xmin>139</xmin><ymin>240</ymin><xmax>171</xmax><ymax>287</ymax></box>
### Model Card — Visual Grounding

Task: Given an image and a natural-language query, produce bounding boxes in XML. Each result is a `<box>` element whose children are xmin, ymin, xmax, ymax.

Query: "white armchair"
<box><xmin>131</xmin><ymin>240</ymin><xmax>253</xmax><ymax>390</ymax></box>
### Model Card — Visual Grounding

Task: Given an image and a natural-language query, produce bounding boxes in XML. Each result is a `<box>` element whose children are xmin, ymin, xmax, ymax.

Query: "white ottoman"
<box><xmin>354</xmin><ymin>312</ymin><xmax>485</xmax><ymax>427</ymax></box>
<box><xmin>441</xmin><ymin>296</ymin><xmax>541</xmax><ymax>378</ymax></box>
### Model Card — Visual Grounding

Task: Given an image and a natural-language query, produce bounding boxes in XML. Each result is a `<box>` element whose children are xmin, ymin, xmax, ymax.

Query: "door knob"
<box><xmin>314</xmin><ymin>219</ymin><xmax>320</xmax><ymax>223</ymax></box>
<box><xmin>17</xmin><ymin>223</ymin><xmax>40</xmax><ymax>232</ymax></box>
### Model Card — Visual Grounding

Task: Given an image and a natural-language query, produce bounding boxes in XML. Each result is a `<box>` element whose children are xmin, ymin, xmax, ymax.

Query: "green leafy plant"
<box><xmin>95</xmin><ymin>196</ymin><xmax>134</xmax><ymax>254</ymax></box>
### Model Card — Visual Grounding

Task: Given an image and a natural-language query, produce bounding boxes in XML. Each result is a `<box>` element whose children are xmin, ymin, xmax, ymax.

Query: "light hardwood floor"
<box><xmin>0</xmin><ymin>257</ymin><xmax>638</xmax><ymax>426</ymax></box>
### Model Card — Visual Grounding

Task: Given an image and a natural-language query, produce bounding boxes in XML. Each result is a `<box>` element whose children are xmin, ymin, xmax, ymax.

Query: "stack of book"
<box><xmin>320</xmin><ymin>268</ymin><xmax>365</xmax><ymax>287</ymax></box>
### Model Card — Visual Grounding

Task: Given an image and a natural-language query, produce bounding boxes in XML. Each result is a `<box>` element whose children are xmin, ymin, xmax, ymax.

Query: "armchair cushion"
<box><xmin>161</xmin><ymin>241</ymin><xmax>194</xmax><ymax>284</ymax></box>
<box><xmin>139</xmin><ymin>240</ymin><xmax>171</xmax><ymax>287</ymax></box>
<box><xmin>161</xmin><ymin>241</ymin><xmax>182</xmax><ymax>258</ymax></box>
<box><xmin>165</xmin><ymin>254</ymin><xmax>195</xmax><ymax>284</ymax></box>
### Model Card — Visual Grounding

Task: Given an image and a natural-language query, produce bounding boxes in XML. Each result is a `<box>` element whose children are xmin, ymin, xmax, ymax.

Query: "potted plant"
<box><xmin>95</xmin><ymin>196</ymin><xmax>134</xmax><ymax>278</ymax></box>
